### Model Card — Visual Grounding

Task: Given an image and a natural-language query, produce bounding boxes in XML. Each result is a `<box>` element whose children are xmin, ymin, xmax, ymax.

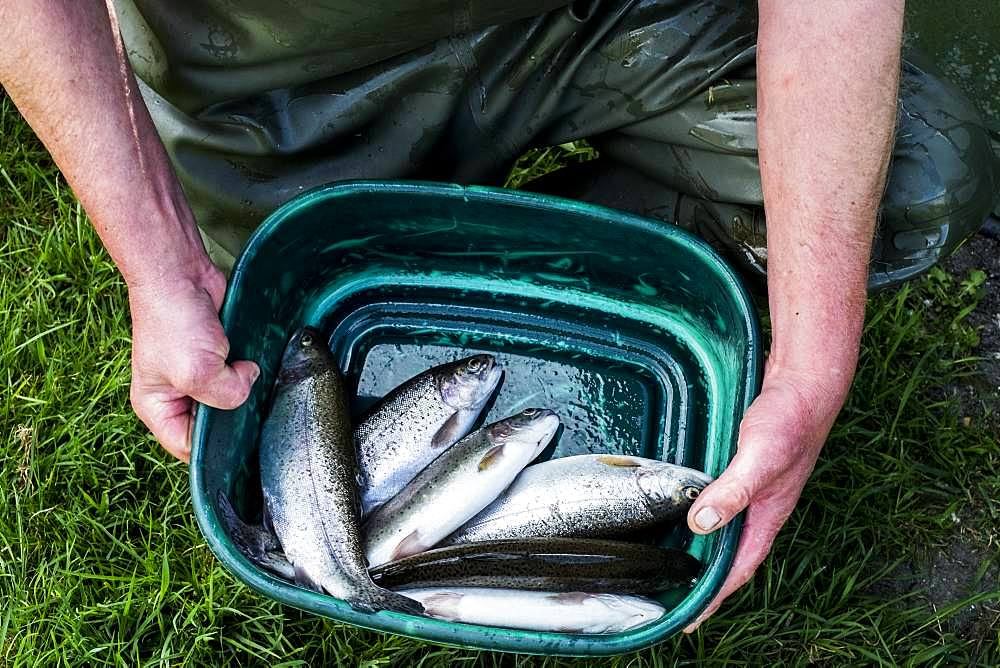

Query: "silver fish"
<box><xmin>259</xmin><ymin>326</ymin><xmax>422</xmax><ymax>614</ymax></box>
<box><xmin>398</xmin><ymin>588</ymin><xmax>665</xmax><ymax>634</ymax></box>
<box><xmin>444</xmin><ymin>454</ymin><xmax>713</xmax><ymax>544</ymax></box>
<box><xmin>363</xmin><ymin>408</ymin><xmax>560</xmax><ymax>567</ymax></box>
<box><xmin>356</xmin><ymin>354</ymin><xmax>502</xmax><ymax>516</ymax></box>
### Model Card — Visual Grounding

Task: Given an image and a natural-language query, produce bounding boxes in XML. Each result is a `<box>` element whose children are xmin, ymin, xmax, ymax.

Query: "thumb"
<box><xmin>186</xmin><ymin>359</ymin><xmax>260</xmax><ymax>410</ymax></box>
<box><xmin>687</xmin><ymin>424</ymin><xmax>779</xmax><ymax>534</ymax></box>
<box><xmin>688</xmin><ymin>378</ymin><xmax>808</xmax><ymax>535</ymax></box>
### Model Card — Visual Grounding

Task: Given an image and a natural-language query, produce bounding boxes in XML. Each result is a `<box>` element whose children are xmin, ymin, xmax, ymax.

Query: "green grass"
<box><xmin>2</xmin><ymin>88</ymin><xmax>999</xmax><ymax>666</ymax></box>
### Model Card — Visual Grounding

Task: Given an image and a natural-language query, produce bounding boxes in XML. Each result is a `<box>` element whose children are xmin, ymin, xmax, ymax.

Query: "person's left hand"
<box><xmin>682</xmin><ymin>361</ymin><xmax>850</xmax><ymax>632</ymax></box>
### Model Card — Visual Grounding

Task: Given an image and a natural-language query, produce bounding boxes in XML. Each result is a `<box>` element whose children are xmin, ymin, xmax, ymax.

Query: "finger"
<box><xmin>185</xmin><ymin>359</ymin><xmax>260</xmax><ymax>410</ymax></box>
<box><xmin>154</xmin><ymin>411</ymin><xmax>194</xmax><ymax>463</ymax></box>
<box><xmin>683</xmin><ymin>511</ymin><xmax>781</xmax><ymax>633</ymax></box>
<box><xmin>132</xmin><ymin>388</ymin><xmax>193</xmax><ymax>462</ymax></box>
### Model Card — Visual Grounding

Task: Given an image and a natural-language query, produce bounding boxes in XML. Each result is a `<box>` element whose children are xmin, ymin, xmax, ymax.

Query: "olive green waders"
<box><xmin>113</xmin><ymin>0</ymin><xmax>999</xmax><ymax>290</ymax></box>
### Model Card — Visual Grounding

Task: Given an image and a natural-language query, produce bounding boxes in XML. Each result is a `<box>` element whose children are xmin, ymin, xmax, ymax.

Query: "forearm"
<box><xmin>683</xmin><ymin>4</ymin><xmax>905</xmax><ymax>624</ymax></box>
<box><xmin>758</xmin><ymin>1</ymin><xmax>903</xmax><ymax>401</ymax></box>
<box><xmin>0</xmin><ymin>1</ymin><xmax>212</xmax><ymax>290</ymax></box>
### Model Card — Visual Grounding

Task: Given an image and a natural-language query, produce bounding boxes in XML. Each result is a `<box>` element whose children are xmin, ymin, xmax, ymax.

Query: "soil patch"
<box><xmin>942</xmin><ymin>234</ymin><xmax>1000</xmax><ymax>428</ymax></box>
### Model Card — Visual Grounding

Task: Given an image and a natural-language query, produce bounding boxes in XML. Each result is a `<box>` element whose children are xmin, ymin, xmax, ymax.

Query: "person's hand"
<box><xmin>683</xmin><ymin>361</ymin><xmax>850</xmax><ymax>632</ymax></box>
<box><xmin>128</xmin><ymin>266</ymin><xmax>259</xmax><ymax>462</ymax></box>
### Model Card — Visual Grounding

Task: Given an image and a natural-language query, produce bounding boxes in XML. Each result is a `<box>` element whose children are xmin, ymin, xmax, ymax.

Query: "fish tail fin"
<box><xmin>216</xmin><ymin>490</ymin><xmax>282</xmax><ymax>557</ymax></box>
<box><xmin>350</xmin><ymin>586</ymin><xmax>425</xmax><ymax>616</ymax></box>
<box><xmin>293</xmin><ymin>565</ymin><xmax>324</xmax><ymax>593</ymax></box>
<box><xmin>216</xmin><ymin>490</ymin><xmax>248</xmax><ymax>534</ymax></box>
<box><xmin>218</xmin><ymin>491</ymin><xmax>296</xmax><ymax>580</ymax></box>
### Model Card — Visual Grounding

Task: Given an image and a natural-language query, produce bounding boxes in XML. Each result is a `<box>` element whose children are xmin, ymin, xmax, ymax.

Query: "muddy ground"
<box><xmin>869</xmin><ymin>233</ymin><xmax>1000</xmax><ymax>660</ymax></box>
<box><xmin>944</xmin><ymin>233</ymin><xmax>1000</xmax><ymax>425</ymax></box>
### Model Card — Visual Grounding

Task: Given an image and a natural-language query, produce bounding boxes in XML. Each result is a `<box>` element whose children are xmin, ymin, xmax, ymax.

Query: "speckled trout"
<box><xmin>356</xmin><ymin>354</ymin><xmax>501</xmax><ymax>517</ymax></box>
<box><xmin>443</xmin><ymin>454</ymin><xmax>713</xmax><ymax>544</ymax></box>
<box><xmin>363</xmin><ymin>409</ymin><xmax>560</xmax><ymax>567</ymax></box>
<box><xmin>259</xmin><ymin>326</ymin><xmax>422</xmax><ymax>614</ymax></box>
<box><xmin>370</xmin><ymin>537</ymin><xmax>702</xmax><ymax>593</ymax></box>
<box><xmin>397</xmin><ymin>588</ymin><xmax>665</xmax><ymax>633</ymax></box>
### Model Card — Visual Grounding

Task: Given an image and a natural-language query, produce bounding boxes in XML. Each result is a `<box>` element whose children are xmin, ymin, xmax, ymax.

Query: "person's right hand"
<box><xmin>128</xmin><ymin>266</ymin><xmax>259</xmax><ymax>462</ymax></box>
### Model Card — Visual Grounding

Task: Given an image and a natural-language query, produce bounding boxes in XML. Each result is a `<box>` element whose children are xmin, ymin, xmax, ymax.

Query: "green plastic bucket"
<box><xmin>190</xmin><ymin>181</ymin><xmax>762</xmax><ymax>656</ymax></box>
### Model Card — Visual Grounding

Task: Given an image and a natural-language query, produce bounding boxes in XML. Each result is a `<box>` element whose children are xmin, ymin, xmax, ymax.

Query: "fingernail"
<box><xmin>251</xmin><ymin>367</ymin><xmax>260</xmax><ymax>383</ymax></box>
<box><xmin>694</xmin><ymin>506</ymin><xmax>722</xmax><ymax>531</ymax></box>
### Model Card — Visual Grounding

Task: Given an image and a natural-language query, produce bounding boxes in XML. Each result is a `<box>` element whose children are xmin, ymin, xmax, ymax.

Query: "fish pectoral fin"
<box><xmin>292</xmin><ymin>565</ymin><xmax>324</xmax><ymax>593</ymax></box>
<box><xmin>390</xmin><ymin>529</ymin><xmax>429</xmax><ymax>562</ymax></box>
<box><xmin>547</xmin><ymin>592</ymin><xmax>594</xmax><ymax>605</ymax></box>
<box><xmin>478</xmin><ymin>444</ymin><xmax>506</xmax><ymax>471</ymax></box>
<box><xmin>420</xmin><ymin>592</ymin><xmax>464</xmax><ymax>619</ymax></box>
<box><xmin>431</xmin><ymin>411</ymin><xmax>468</xmax><ymax>449</ymax></box>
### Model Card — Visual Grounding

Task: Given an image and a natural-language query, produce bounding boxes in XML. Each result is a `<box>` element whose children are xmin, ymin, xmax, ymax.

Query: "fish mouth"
<box><xmin>442</xmin><ymin>354</ymin><xmax>503</xmax><ymax>408</ymax></box>
<box><xmin>278</xmin><ymin>325</ymin><xmax>332</xmax><ymax>382</ymax></box>
<box><xmin>480</xmin><ymin>362</ymin><xmax>503</xmax><ymax>396</ymax></box>
<box><xmin>499</xmin><ymin>409</ymin><xmax>560</xmax><ymax>455</ymax></box>
<box><xmin>626</xmin><ymin>599</ymin><xmax>665</xmax><ymax>628</ymax></box>
<box><xmin>528</xmin><ymin>412</ymin><xmax>560</xmax><ymax>456</ymax></box>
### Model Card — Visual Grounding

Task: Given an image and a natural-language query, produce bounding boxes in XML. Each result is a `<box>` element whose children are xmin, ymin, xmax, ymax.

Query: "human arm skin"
<box><xmin>684</xmin><ymin>1</ymin><xmax>903</xmax><ymax>630</ymax></box>
<box><xmin>0</xmin><ymin>1</ymin><xmax>258</xmax><ymax>461</ymax></box>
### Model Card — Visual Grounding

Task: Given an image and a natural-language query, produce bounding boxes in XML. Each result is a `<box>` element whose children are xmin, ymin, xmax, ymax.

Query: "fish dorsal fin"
<box><xmin>596</xmin><ymin>455</ymin><xmax>643</xmax><ymax>467</ymax></box>
<box><xmin>431</xmin><ymin>411</ymin><xmax>466</xmax><ymax>449</ymax></box>
<box><xmin>352</xmin><ymin>589</ymin><xmax>425</xmax><ymax>616</ymax></box>
<box><xmin>478</xmin><ymin>444</ymin><xmax>506</xmax><ymax>471</ymax></box>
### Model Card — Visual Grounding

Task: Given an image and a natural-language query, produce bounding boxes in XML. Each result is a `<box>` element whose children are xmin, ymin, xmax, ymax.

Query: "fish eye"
<box><xmin>466</xmin><ymin>357</ymin><xmax>483</xmax><ymax>373</ymax></box>
<box><xmin>300</xmin><ymin>331</ymin><xmax>313</xmax><ymax>347</ymax></box>
<box><xmin>522</xmin><ymin>408</ymin><xmax>538</xmax><ymax>417</ymax></box>
<box><xmin>683</xmin><ymin>486</ymin><xmax>700</xmax><ymax>501</ymax></box>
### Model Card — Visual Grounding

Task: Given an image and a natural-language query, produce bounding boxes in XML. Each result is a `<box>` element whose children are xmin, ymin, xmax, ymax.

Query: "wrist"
<box><xmin>126</xmin><ymin>253</ymin><xmax>225</xmax><ymax>309</ymax></box>
<box><xmin>768</xmin><ymin>319</ymin><xmax>862</xmax><ymax>390</ymax></box>
<box><xmin>125</xmin><ymin>250</ymin><xmax>219</xmax><ymax>294</ymax></box>
<box><xmin>763</xmin><ymin>347</ymin><xmax>856</xmax><ymax>424</ymax></box>
<box><xmin>92</xmin><ymin>168</ymin><xmax>216</xmax><ymax>295</ymax></box>
<box><xmin>118</xmin><ymin>213</ymin><xmax>219</xmax><ymax>298</ymax></box>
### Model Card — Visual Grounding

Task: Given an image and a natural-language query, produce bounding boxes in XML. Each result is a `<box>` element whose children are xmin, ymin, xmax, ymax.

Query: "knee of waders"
<box><xmin>523</xmin><ymin>161</ymin><xmax>770</xmax><ymax>292</ymax></box>
<box><xmin>869</xmin><ymin>61</ymin><xmax>1000</xmax><ymax>291</ymax></box>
